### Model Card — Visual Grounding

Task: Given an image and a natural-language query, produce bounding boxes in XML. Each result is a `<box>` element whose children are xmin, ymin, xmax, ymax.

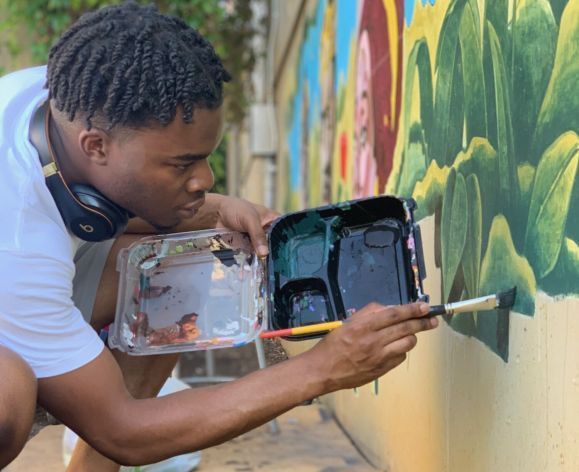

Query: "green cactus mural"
<box><xmin>281</xmin><ymin>0</ymin><xmax>577</xmax><ymax>362</ymax></box>
<box><xmin>397</xmin><ymin>0</ymin><xmax>577</xmax><ymax>360</ymax></box>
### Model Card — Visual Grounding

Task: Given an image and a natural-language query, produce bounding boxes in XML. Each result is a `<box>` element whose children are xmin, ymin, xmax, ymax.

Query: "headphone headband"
<box><xmin>29</xmin><ymin>101</ymin><xmax>130</xmax><ymax>241</ymax></box>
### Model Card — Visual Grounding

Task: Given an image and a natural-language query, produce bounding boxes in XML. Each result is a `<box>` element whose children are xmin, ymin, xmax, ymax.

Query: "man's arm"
<box><xmin>37</xmin><ymin>302</ymin><xmax>437</xmax><ymax>466</ymax></box>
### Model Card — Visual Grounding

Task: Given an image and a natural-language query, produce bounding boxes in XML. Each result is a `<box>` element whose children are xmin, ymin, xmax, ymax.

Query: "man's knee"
<box><xmin>0</xmin><ymin>346</ymin><xmax>37</xmax><ymax>468</ymax></box>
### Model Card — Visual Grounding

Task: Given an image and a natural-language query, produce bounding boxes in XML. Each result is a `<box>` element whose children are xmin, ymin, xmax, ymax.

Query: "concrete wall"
<box><xmin>274</xmin><ymin>0</ymin><xmax>579</xmax><ymax>470</ymax></box>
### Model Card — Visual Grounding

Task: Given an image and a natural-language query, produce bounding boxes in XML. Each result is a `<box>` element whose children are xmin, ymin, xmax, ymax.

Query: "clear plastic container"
<box><xmin>110</xmin><ymin>196</ymin><xmax>428</xmax><ymax>353</ymax></box>
<box><xmin>108</xmin><ymin>229</ymin><xmax>266</xmax><ymax>355</ymax></box>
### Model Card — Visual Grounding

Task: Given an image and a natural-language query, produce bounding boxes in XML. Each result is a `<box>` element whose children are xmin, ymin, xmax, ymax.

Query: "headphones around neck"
<box><xmin>29</xmin><ymin>101</ymin><xmax>130</xmax><ymax>242</ymax></box>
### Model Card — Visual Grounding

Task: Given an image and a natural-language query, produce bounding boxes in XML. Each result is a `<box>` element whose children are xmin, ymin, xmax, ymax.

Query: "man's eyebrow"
<box><xmin>171</xmin><ymin>153</ymin><xmax>209</xmax><ymax>162</ymax></box>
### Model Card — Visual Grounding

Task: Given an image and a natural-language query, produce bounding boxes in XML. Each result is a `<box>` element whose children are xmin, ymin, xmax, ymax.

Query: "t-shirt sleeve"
<box><xmin>0</xmin><ymin>249</ymin><xmax>104</xmax><ymax>378</ymax></box>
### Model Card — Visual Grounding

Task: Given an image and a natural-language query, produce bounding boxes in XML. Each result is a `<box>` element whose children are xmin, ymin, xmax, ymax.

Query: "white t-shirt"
<box><xmin>0</xmin><ymin>66</ymin><xmax>104</xmax><ymax>378</ymax></box>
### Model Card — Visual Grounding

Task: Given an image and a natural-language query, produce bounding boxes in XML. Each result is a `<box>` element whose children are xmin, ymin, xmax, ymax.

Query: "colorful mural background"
<box><xmin>282</xmin><ymin>0</ymin><xmax>578</xmax><ymax>361</ymax></box>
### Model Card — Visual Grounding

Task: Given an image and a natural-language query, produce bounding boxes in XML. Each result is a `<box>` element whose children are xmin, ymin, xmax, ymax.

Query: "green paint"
<box><xmin>518</xmin><ymin>163</ymin><xmax>536</xmax><ymax>207</ymax></box>
<box><xmin>524</xmin><ymin>131</ymin><xmax>579</xmax><ymax>278</ymax></box>
<box><xmin>454</xmin><ymin>137</ymin><xmax>499</xmax><ymax>251</ymax></box>
<box><xmin>393</xmin><ymin>0</ymin><xmax>579</xmax><ymax>360</ymax></box>
<box><xmin>462</xmin><ymin>174</ymin><xmax>482</xmax><ymax>299</ymax></box>
<box><xmin>412</xmin><ymin>161</ymin><xmax>450</xmax><ymax>221</ymax></box>
<box><xmin>400</xmin><ymin>37</ymin><xmax>433</xmax><ymax>186</ymax></box>
<box><xmin>532</xmin><ymin>0</ymin><xmax>579</xmax><ymax>163</ymax></box>
<box><xmin>272</xmin><ymin>211</ymin><xmax>331</xmax><ymax>278</ymax></box>
<box><xmin>541</xmin><ymin>238</ymin><xmax>579</xmax><ymax>294</ymax></box>
<box><xmin>431</xmin><ymin>0</ymin><xmax>468</xmax><ymax>166</ymax></box>
<box><xmin>441</xmin><ymin>169</ymin><xmax>468</xmax><ymax>302</ymax></box>
<box><xmin>397</xmin><ymin>123</ymin><xmax>428</xmax><ymax>198</ymax></box>
<box><xmin>480</xmin><ymin>215</ymin><xmax>537</xmax><ymax>315</ymax></box>
<box><xmin>513</xmin><ymin>0</ymin><xmax>558</xmax><ymax>165</ymax></box>
<box><xmin>459</xmin><ymin>0</ymin><xmax>487</xmax><ymax>141</ymax></box>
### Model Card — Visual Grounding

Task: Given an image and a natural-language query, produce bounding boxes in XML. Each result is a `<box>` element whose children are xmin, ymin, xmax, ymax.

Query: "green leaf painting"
<box><xmin>412</xmin><ymin>161</ymin><xmax>450</xmax><ymax>221</ymax></box>
<box><xmin>488</xmin><ymin>22</ymin><xmax>518</xmax><ymax>222</ymax></box>
<box><xmin>459</xmin><ymin>0</ymin><xmax>486</xmax><ymax>141</ymax></box>
<box><xmin>280</xmin><ymin>0</ymin><xmax>578</xmax><ymax>361</ymax></box>
<box><xmin>485</xmin><ymin>0</ymin><xmax>510</xmax><ymax>59</ymax></box>
<box><xmin>441</xmin><ymin>169</ymin><xmax>468</xmax><ymax>302</ymax></box>
<box><xmin>453</xmin><ymin>138</ymin><xmax>499</xmax><ymax>250</ymax></box>
<box><xmin>512</xmin><ymin>0</ymin><xmax>557</xmax><ymax>164</ymax></box>
<box><xmin>462</xmin><ymin>174</ymin><xmax>482</xmax><ymax>300</ymax></box>
<box><xmin>394</xmin><ymin>0</ymin><xmax>578</xmax><ymax>360</ymax></box>
<box><xmin>518</xmin><ymin>163</ymin><xmax>536</xmax><ymax>208</ymax></box>
<box><xmin>397</xmin><ymin>131</ymin><xmax>428</xmax><ymax>198</ymax></box>
<box><xmin>431</xmin><ymin>0</ymin><xmax>468</xmax><ymax>165</ymax></box>
<box><xmin>402</xmin><ymin>38</ymin><xmax>434</xmax><ymax>162</ymax></box>
<box><xmin>533</xmin><ymin>0</ymin><xmax>579</xmax><ymax>162</ymax></box>
<box><xmin>480</xmin><ymin>215</ymin><xmax>537</xmax><ymax>316</ymax></box>
<box><xmin>549</xmin><ymin>0</ymin><xmax>570</xmax><ymax>24</ymax></box>
<box><xmin>524</xmin><ymin>132</ymin><xmax>578</xmax><ymax>278</ymax></box>
<box><xmin>541</xmin><ymin>238</ymin><xmax>579</xmax><ymax>294</ymax></box>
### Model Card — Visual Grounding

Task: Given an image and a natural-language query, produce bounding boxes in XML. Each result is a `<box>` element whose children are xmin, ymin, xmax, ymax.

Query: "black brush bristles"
<box><xmin>496</xmin><ymin>287</ymin><xmax>517</xmax><ymax>309</ymax></box>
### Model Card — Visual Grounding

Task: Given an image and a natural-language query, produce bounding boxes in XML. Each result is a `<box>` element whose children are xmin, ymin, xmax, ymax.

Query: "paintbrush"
<box><xmin>259</xmin><ymin>321</ymin><xmax>344</xmax><ymax>339</ymax></box>
<box><xmin>259</xmin><ymin>287</ymin><xmax>517</xmax><ymax>339</ymax></box>
<box><xmin>427</xmin><ymin>286</ymin><xmax>517</xmax><ymax>317</ymax></box>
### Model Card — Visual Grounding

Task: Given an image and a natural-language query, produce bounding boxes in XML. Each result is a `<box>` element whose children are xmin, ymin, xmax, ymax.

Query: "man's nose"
<box><xmin>186</xmin><ymin>159</ymin><xmax>214</xmax><ymax>193</ymax></box>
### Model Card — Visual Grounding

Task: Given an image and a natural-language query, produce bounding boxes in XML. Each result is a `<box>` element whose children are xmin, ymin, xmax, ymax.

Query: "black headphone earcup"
<box><xmin>69</xmin><ymin>184</ymin><xmax>129</xmax><ymax>240</ymax></box>
<box><xmin>30</xmin><ymin>101</ymin><xmax>132</xmax><ymax>242</ymax></box>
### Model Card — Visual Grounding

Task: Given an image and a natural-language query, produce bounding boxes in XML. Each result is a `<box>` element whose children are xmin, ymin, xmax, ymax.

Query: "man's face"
<box><xmin>91</xmin><ymin>107</ymin><xmax>223</xmax><ymax>231</ymax></box>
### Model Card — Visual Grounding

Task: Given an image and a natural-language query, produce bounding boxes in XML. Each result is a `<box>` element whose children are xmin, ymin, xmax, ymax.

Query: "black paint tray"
<box><xmin>266</xmin><ymin>196</ymin><xmax>428</xmax><ymax>340</ymax></box>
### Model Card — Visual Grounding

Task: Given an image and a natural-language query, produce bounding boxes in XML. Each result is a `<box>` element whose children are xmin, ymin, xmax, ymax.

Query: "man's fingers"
<box><xmin>244</xmin><ymin>209</ymin><xmax>270</xmax><ymax>257</ymax></box>
<box><xmin>361</xmin><ymin>302</ymin><xmax>430</xmax><ymax>330</ymax></box>
<box><xmin>383</xmin><ymin>334</ymin><xmax>418</xmax><ymax>357</ymax></box>
<box><xmin>385</xmin><ymin>353</ymin><xmax>408</xmax><ymax>371</ymax></box>
<box><xmin>260</xmin><ymin>209</ymin><xmax>281</xmax><ymax>228</ymax></box>
<box><xmin>378</xmin><ymin>317</ymin><xmax>435</xmax><ymax>347</ymax></box>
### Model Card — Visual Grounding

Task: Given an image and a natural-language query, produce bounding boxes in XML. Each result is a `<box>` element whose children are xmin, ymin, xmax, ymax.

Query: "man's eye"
<box><xmin>174</xmin><ymin>164</ymin><xmax>190</xmax><ymax>171</ymax></box>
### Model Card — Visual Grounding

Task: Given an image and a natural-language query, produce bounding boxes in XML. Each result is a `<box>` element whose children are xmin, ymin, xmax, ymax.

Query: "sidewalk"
<box><xmin>7</xmin><ymin>403</ymin><xmax>375</xmax><ymax>471</ymax></box>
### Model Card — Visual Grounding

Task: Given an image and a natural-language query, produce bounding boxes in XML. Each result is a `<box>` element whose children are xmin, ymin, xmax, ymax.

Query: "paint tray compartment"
<box><xmin>108</xmin><ymin>229</ymin><xmax>266</xmax><ymax>355</ymax></box>
<box><xmin>267</xmin><ymin>196</ymin><xmax>427</xmax><ymax>340</ymax></box>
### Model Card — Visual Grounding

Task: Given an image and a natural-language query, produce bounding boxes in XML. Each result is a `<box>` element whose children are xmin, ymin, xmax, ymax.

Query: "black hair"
<box><xmin>46</xmin><ymin>1</ymin><xmax>231</xmax><ymax>130</ymax></box>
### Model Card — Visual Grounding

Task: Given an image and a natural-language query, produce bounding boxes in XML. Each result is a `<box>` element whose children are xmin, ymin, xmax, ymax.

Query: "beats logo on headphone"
<box><xmin>29</xmin><ymin>101</ymin><xmax>130</xmax><ymax>242</ymax></box>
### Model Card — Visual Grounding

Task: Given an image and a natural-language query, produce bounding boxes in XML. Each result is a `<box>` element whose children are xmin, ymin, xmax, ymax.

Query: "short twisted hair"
<box><xmin>46</xmin><ymin>1</ymin><xmax>231</xmax><ymax>130</ymax></box>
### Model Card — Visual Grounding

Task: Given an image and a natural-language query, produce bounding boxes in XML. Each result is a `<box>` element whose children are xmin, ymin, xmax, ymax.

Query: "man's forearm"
<box><xmin>121</xmin><ymin>350</ymin><xmax>326</xmax><ymax>462</ymax></box>
<box><xmin>39</xmin><ymin>345</ymin><xmax>327</xmax><ymax>466</ymax></box>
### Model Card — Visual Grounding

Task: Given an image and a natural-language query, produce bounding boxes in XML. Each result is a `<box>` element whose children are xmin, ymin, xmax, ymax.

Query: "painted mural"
<box><xmin>282</xmin><ymin>0</ymin><xmax>578</xmax><ymax>360</ymax></box>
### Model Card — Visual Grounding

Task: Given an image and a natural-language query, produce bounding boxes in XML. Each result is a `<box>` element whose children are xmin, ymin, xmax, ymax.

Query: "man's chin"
<box><xmin>145</xmin><ymin>219</ymin><xmax>180</xmax><ymax>234</ymax></box>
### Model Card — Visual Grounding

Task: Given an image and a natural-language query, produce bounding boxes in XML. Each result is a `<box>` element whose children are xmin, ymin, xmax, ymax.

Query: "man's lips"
<box><xmin>177</xmin><ymin>199</ymin><xmax>205</xmax><ymax>217</ymax></box>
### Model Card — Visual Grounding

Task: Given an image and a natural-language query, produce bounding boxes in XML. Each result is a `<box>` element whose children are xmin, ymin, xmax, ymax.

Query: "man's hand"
<box><xmin>212</xmin><ymin>195</ymin><xmax>279</xmax><ymax>257</ymax></box>
<box><xmin>304</xmin><ymin>302</ymin><xmax>438</xmax><ymax>392</ymax></box>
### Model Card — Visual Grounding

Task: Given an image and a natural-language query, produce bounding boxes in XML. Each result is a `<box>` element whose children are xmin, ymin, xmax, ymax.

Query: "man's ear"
<box><xmin>78</xmin><ymin>128</ymin><xmax>111</xmax><ymax>165</ymax></box>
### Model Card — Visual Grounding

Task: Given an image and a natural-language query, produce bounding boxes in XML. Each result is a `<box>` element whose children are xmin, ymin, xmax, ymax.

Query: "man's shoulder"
<box><xmin>0</xmin><ymin>66</ymin><xmax>47</xmax><ymax>92</ymax></box>
<box><xmin>0</xmin><ymin>65</ymin><xmax>73</xmax><ymax>256</ymax></box>
<box><xmin>0</xmin><ymin>65</ymin><xmax>46</xmax><ymax>105</ymax></box>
